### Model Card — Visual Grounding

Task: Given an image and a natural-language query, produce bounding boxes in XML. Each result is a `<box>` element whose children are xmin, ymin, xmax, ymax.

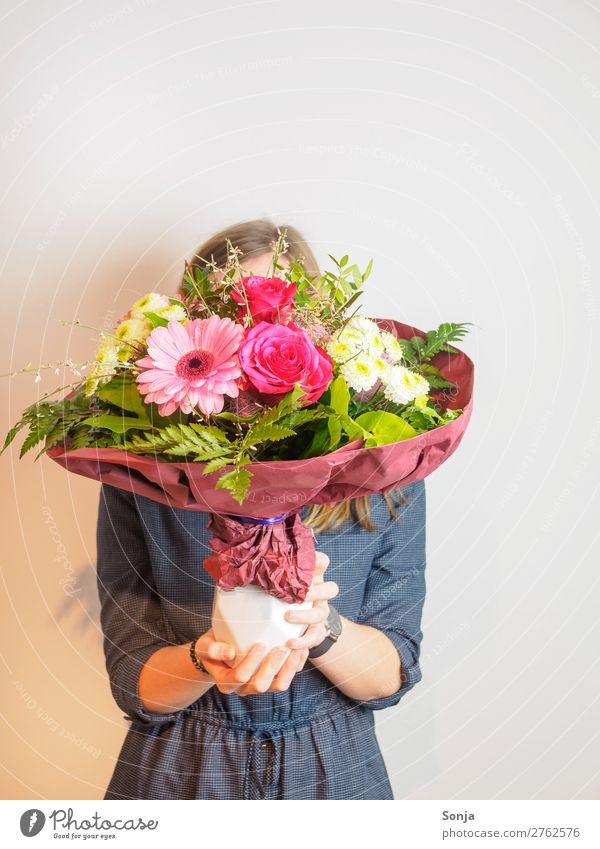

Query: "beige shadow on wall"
<box><xmin>2</xmin><ymin>241</ymin><xmax>184</xmax><ymax>799</ymax></box>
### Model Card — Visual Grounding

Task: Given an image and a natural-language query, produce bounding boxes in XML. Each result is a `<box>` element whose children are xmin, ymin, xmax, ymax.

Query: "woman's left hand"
<box><xmin>284</xmin><ymin>551</ymin><xmax>339</xmax><ymax>651</ymax></box>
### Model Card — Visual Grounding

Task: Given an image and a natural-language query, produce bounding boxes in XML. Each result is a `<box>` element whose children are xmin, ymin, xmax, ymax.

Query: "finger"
<box><xmin>218</xmin><ymin>643</ymin><xmax>267</xmax><ymax>693</ymax></box>
<box><xmin>205</xmin><ymin>641</ymin><xmax>236</xmax><ymax>663</ymax></box>
<box><xmin>297</xmin><ymin>649</ymin><xmax>309</xmax><ymax>670</ymax></box>
<box><xmin>249</xmin><ymin>646</ymin><xmax>290</xmax><ymax>693</ymax></box>
<box><xmin>285</xmin><ymin>623</ymin><xmax>328</xmax><ymax>651</ymax></box>
<box><xmin>313</xmin><ymin>551</ymin><xmax>330</xmax><ymax>577</ymax></box>
<box><xmin>305</xmin><ymin>581</ymin><xmax>339</xmax><ymax>602</ymax></box>
<box><xmin>285</xmin><ymin>606</ymin><xmax>329</xmax><ymax>625</ymax></box>
<box><xmin>269</xmin><ymin>649</ymin><xmax>302</xmax><ymax>692</ymax></box>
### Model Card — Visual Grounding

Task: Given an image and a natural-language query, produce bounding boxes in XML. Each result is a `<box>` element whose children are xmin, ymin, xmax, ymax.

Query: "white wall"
<box><xmin>1</xmin><ymin>0</ymin><xmax>598</xmax><ymax>799</ymax></box>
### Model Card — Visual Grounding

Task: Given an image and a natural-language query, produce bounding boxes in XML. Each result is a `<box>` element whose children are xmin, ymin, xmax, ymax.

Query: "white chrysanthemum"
<box><xmin>347</xmin><ymin>316</ymin><xmax>381</xmax><ymax>338</ymax></box>
<box><xmin>84</xmin><ymin>339</ymin><xmax>120</xmax><ymax>396</ymax></box>
<box><xmin>327</xmin><ymin>316</ymin><xmax>384</xmax><ymax>365</ymax></box>
<box><xmin>374</xmin><ymin>355</ymin><xmax>389</xmax><ymax>373</ymax></box>
<box><xmin>153</xmin><ymin>302</ymin><xmax>188</xmax><ymax>322</ymax></box>
<box><xmin>381</xmin><ymin>365</ymin><xmax>430</xmax><ymax>406</ymax></box>
<box><xmin>327</xmin><ymin>339</ymin><xmax>354</xmax><ymax>362</ymax></box>
<box><xmin>339</xmin><ymin>352</ymin><xmax>388</xmax><ymax>393</ymax></box>
<box><xmin>381</xmin><ymin>330</ymin><xmax>403</xmax><ymax>363</ymax></box>
<box><xmin>130</xmin><ymin>292</ymin><xmax>170</xmax><ymax>317</ymax></box>
<box><xmin>340</xmin><ymin>358</ymin><xmax>379</xmax><ymax>393</ymax></box>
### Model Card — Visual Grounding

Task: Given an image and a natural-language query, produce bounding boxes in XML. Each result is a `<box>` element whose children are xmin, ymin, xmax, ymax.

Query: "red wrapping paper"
<box><xmin>204</xmin><ymin>512</ymin><xmax>316</xmax><ymax>601</ymax></box>
<box><xmin>47</xmin><ymin>320</ymin><xmax>474</xmax><ymax>602</ymax></box>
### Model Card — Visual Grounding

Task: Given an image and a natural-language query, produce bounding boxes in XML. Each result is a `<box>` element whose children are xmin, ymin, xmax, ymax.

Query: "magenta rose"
<box><xmin>232</xmin><ymin>276</ymin><xmax>296</xmax><ymax>324</ymax></box>
<box><xmin>239</xmin><ymin>321</ymin><xmax>333</xmax><ymax>405</ymax></box>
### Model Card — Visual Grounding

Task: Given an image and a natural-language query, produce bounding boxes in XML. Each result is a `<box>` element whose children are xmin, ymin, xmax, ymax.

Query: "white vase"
<box><xmin>211</xmin><ymin>584</ymin><xmax>312</xmax><ymax>667</ymax></box>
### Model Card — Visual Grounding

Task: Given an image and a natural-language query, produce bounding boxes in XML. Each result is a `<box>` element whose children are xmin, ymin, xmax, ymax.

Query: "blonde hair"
<box><xmin>185</xmin><ymin>218</ymin><xmax>402</xmax><ymax>532</ymax></box>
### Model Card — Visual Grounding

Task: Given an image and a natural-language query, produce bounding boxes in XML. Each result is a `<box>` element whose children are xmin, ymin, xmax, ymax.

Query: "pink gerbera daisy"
<box><xmin>136</xmin><ymin>316</ymin><xmax>244</xmax><ymax>416</ymax></box>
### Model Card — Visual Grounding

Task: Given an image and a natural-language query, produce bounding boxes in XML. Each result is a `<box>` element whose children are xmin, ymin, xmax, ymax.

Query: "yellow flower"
<box><xmin>113</xmin><ymin>317</ymin><xmax>153</xmax><ymax>362</ymax></box>
<box><xmin>131</xmin><ymin>292</ymin><xmax>170</xmax><ymax>317</ymax></box>
<box><xmin>84</xmin><ymin>338</ymin><xmax>120</xmax><ymax>396</ymax></box>
<box><xmin>153</xmin><ymin>303</ymin><xmax>187</xmax><ymax>322</ymax></box>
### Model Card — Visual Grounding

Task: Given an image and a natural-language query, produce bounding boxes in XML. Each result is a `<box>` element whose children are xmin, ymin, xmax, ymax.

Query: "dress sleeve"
<box><xmin>352</xmin><ymin>479</ymin><xmax>427</xmax><ymax>711</ymax></box>
<box><xmin>96</xmin><ymin>483</ymin><xmax>183</xmax><ymax>725</ymax></box>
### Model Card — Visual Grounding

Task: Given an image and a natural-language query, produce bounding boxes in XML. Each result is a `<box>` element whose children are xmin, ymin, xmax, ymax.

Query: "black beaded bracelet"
<box><xmin>189</xmin><ymin>637</ymin><xmax>210</xmax><ymax>675</ymax></box>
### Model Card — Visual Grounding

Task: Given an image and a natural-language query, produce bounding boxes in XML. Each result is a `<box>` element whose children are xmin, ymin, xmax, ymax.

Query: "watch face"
<box><xmin>327</xmin><ymin>605</ymin><xmax>342</xmax><ymax>638</ymax></box>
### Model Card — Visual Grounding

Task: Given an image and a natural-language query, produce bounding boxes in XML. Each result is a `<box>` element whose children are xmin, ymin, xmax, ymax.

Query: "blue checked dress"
<box><xmin>96</xmin><ymin>479</ymin><xmax>426</xmax><ymax>800</ymax></box>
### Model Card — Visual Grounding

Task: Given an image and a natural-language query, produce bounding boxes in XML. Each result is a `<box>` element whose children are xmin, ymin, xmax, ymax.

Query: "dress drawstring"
<box><xmin>244</xmin><ymin>732</ymin><xmax>281</xmax><ymax>800</ymax></box>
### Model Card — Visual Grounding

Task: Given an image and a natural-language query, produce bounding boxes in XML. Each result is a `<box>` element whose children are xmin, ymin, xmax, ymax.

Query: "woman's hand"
<box><xmin>284</xmin><ymin>551</ymin><xmax>339</xmax><ymax>651</ymax></box>
<box><xmin>194</xmin><ymin>629</ymin><xmax>309</xmax><ymax>696</ymax></box>
<box><xmin>193</xmin><ymin>553</ymin><xmax>337</xmax><ymax>695</ymax></box>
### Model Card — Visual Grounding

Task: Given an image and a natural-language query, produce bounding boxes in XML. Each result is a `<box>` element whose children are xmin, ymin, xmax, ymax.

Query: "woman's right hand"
<box><xmin>194</xmin><ymin>629</ymin><xmax>308</xmax><ymax>697</ymax></box>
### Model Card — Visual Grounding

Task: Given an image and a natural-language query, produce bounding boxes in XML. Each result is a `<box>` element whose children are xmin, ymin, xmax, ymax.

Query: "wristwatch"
<box><xmin>308</xmin><ymin>605</ymin><xmax>342</xmax><ymax>659</ymax></box>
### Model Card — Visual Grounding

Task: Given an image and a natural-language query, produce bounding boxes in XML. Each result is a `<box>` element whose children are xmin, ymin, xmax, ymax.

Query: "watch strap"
<box><xmin>308</xmin><ymin>606</ymin><xmax>342</xmax><ymax>659</ymax></box>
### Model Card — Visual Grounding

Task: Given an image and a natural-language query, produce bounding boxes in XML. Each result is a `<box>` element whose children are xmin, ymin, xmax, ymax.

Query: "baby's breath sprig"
<box><xmin>1</xmin><ymin>359</ymin><xmax>91</xmax><ymax>381</ymax></box>
<box><xmin>268</xmin><ymin>228</ymin><xmax>289</xmax><ymax>276</ymax></box>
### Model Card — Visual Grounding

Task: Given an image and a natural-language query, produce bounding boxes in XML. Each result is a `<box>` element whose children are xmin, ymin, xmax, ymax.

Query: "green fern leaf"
<box><xmin>245</xmin><ymin>423</ymin><xmax>296</xmax><ymax>446</ymax></box>
<box><xmin>215</xmin><ymin>467</ymin><xmax>252</xmax><ymax>504</ymax></box>
<box><xmin>202</xmin><ymin>456</ymin><xmax>231</xmax><ymax>474</ymax></box>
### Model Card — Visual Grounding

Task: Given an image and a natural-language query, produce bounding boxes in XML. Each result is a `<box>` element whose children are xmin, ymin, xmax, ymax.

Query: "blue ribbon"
<box><xmin>230</xmin><ymin>513</ymin><xmax>287</xmax><ymax>525</ymax></box>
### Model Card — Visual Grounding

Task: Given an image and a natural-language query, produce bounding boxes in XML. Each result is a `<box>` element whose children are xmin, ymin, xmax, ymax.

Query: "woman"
<box><xmin>96</xmin><ymin>219</ymin><xmax>427</xmax><ymax>800</ymax></box>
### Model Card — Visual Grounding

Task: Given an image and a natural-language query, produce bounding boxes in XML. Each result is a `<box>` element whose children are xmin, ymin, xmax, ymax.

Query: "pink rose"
<box><xmin>232</xmin><ymin>276</ymin><xmax>296</xmax><ymax>324</ymax></box>
<box><xmin>239</xmin><ymin>321</ymin><xmax>333</xmax><ymax>405</ymax></box>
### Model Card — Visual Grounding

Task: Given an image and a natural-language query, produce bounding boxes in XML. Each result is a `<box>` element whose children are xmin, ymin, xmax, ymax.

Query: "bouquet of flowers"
<box><xmin>4</xmin><ymin>232</ymin><xmax>474</xmax><ymax>652</ymax></box>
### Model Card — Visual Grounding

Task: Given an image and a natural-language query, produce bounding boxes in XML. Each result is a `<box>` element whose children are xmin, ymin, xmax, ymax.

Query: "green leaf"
<box><xmin>251</xmin><ymin>385</ymin><xmax>307</xmax><ymax>430</ymax></box>
<box><xmin>143</xmin><ymin>310</ymin><xmax>170</xmax><ymax>328</ymax></box>
<box><xmin>189</xmin><ymin>423</ymin><xmax>232</xmax><ymax>445</ymax></box>
<box><xmin>327</xmin><ymin>416</ymin><xmax>342</xmax><ymax>450</ymax></box>
<box><xmin>410</xmin><ymin>336</ymin><xmax>425</xmax><ymax>354</ymax></box>
<box><xmin>409</xmin><ymin>322</ymin><xmax>472</xmax><ymax>362</ymax></box>
<box><xmin>81</xmin><ymin>414</ymin><xmax>153</xmax><ymax>434</ymax></box>
<box><xmin>123</xmin><ymin>421</ymin><xmax>234</xmax><ymax>461</ymax></box>
<box><xmin>213</xmin><ymin>410</ymin><xmax>255</xmax><ymax>424</ymax></box>
<box><xmin>42</xmin><ymin>421</ymin><xmax>71</xmax><ymax>453</ymax></box>
<box><xmin>215</xmin><ymin>467</ymin><xmax>253</xmax><ymax>504</ymax></box>
<box><xmin>3</xmin><ymin>416</ymin><xmax>29</xmax><ymax>452</ymax></box>
<box><xmin>19</xmin><ymin>426</ymin><xmax>46</xmax><ymax>458</ymax></box>
<box><xmin>96</xmin><ymin>376</ymin><xmax>148</xmax><ymax>417</ymax></box>
<box><xmin>202</xmin><ymin>456</ymin><xmax>231</xmax><ymax>475</ymax></box>
<box><xmin>339</xmin><ymin>414</ymin><xmax>370</xmax><ymax>443</ymax></box>
<box><xmin>328</xmin><ymin>376</ymin><xmax>350</xmax><ymax>416</ymax></box>
<box><xmin>279</xmin><ymin>407</ymin><xmax>327</xmax><ymax>430</ymax></box>
<box><xmin>355</xmin><ymin>410</ymin><xmax>418</xmax><ymax>447</ymax></box>
<box><xmin>397</xmin><ymin>338</ymin><xmax>416</xmax><ymax>365</ymax></box>
<box><xmin>245</xmin><ymin>423</ymin><xmax>296</xmax><ymax>446</ymax></box>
